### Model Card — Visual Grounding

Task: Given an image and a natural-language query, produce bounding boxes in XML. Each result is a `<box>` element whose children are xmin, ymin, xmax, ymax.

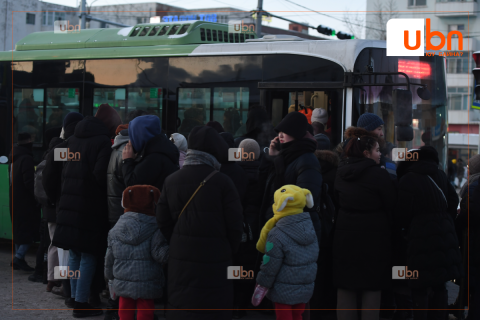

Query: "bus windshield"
<box><xmin>353</xmin><ymin>48</ymin><xmax>447</xmax><ymax>169</ymax></box>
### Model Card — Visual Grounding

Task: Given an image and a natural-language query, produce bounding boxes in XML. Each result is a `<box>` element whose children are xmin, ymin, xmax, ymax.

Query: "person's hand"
<box><xmin>269</xmin><ymin>137</ymin><xmax>280</xmax><ymax>156</ymax></box>
<box><xmin>122</xmin><ymin>141</ymin><xmax>136</xmax><ymax>160</ymax></box>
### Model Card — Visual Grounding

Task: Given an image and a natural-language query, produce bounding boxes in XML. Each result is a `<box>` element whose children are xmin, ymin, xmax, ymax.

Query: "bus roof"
<box><xmin>0</xmin><ymin>18</ymin><xmax>386</xmax><ymax>71</ymax></box>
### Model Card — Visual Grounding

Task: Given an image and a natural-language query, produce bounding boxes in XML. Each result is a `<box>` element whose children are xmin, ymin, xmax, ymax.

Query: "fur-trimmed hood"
<box><xmin>315</xmin><ymin>150</ymin><xmax>339</xmax><ymax>167</ymax></box>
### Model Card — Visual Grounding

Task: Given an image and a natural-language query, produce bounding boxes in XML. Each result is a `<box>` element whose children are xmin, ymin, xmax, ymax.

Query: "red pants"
<box><xmin>275</xmin><ymin>302</ymin><xmax>306</xmax><ymax>320</ymax></box>
<box><xmin>118</xmin><ymin>296</ymin><xmax>154</xmax><ymax>320</ymax></box>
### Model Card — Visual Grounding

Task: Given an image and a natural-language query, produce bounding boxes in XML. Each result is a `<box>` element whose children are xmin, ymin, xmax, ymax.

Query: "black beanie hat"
<box><xmin>18</xmin><ymin>132</ymin><xmax>32</xmax><ymax>144</ymax></box>
<box><xmin>63</xmin><ymin>112</ymin><xmax>84</xmax><ymax>129</ymax></box>
<box><xmin>274</xmin><ymin>112</ymin><xmax>308</xmax><ymax>140</ymax></box>
<box><xmin>188</xmin><ymin>126</ymin><xmax>229</xmax><ymax>163</ymax></box>
<box><xmin>418</xmin><ymin>145</ymin><xmax>439</xmax><ymax>165</ymax></box>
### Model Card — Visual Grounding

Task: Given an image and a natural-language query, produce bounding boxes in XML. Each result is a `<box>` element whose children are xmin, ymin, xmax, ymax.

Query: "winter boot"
<box><xmin>65</xmin><ymin>297</ymin><xmax>75</xmax><ymax>308</ymax></box>
<box><xmin>72</xmin><ymin>301</ymin><xmax>103</xmax><ymax>318</ymax></box>
<box><xmin>46</xmin><ymin>281</ymin><xmax>61</xmax><ymax>292</ymax></box>
<box><xmin>12</xmin><ymin>257</ymin><xmax>34</xmax><ymax>271</ymax></box>
<box><xmin>28</xmin><ymin>272</ymin><xmax>43</xmax><ymax>282</ymax></box>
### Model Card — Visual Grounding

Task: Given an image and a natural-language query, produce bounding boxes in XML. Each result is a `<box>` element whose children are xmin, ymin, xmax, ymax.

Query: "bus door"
<box><xmin>258</xmin><ymin>82</ymin><xmax>345</xmax><ymax>149</ymax></box>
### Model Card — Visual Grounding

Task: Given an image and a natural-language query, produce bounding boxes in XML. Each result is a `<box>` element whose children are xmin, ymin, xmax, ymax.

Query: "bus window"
<box><xmin>93</xmin><ymin>88</ymin><xmax>126</xmax><ymax>120</ymax></box>
<box><xmin>213</xmin><ymin>87</ymin><xmax>249</xmax><ymax>137</ymax></box>
<box><xmin>13</xmin><ymin>88</ymin><xmax>44</xmax><ymax>145</ymax></box>
<box><xmin>127</xmin><ymin>87</ymin><xmax>163</xmax><ymax>121</ymax></box>
<box><xmin>46</xmin><ymin>88</ymin><xmax>80</xmax><ymax>132</ymax></box>
<box><xmin>177</xmin><ymin>88</ymin><xmax>210</xmax><ymax>138</ymax></box>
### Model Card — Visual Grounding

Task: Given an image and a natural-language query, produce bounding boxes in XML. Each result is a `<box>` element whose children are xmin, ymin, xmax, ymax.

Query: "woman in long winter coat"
<box><xmin>333</xmin><ymin>135</ymin><xmax>396</xmax><ymax>320</ymax></box>
<box><xmin>156</xmin><ymin>125</ymin><xmax>244</xmax><ymax>320</ymax></box>
<box><xmin>258</xmin><ymin>112</ymin><xmax>322</xmax><ymax>234</ymax></box>
<box><xmin>9</xmin><ymin>132</ymin><xmax>41</xmax><ymax>271</ymax></box>
<box><xmin>394</xmin><ymin>146</ymin><xmax>461</xmax><ymax>320</ymax></box>
<box><xmin>52</xmin><ymin>105</ymin><xmax>120</xmax><ymax>317</ymax></box>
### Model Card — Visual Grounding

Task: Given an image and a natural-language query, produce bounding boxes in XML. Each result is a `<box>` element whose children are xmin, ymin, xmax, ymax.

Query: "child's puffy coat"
<box><xmin>105</xmin><ymin>211</ymin><xmax>168</xmax><ymax>300</ymax></box>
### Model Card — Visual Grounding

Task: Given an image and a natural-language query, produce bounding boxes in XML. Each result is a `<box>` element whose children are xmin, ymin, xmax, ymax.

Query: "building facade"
<box><xmin>365</xmin><ymin>0</ymin><xmax>479</xmax><ymax>161</ymax></box>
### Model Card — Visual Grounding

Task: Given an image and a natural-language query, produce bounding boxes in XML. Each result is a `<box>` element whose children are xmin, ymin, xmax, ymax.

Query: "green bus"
<box><xmin>0</xmin><ymin>20</ymin><xmax>448</xmax><ymax>239</ymax></box>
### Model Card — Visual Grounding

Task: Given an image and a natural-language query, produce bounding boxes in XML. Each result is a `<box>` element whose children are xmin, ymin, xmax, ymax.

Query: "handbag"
<box><xmin>178</xmin><ymin>170</ymin><xmax>218</xmax><ymax>219</ymax></box>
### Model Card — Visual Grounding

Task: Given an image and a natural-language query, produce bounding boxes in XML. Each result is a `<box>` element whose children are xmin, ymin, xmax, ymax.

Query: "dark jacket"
<box><xmin>258</xmin><ymin>143</ymin><xmax>322</xmax><ymax>248</ymax></box>
<box><xmin>42</xmin><ymin>120</ymin><xmax>80</xmax><ymax>217</ymax></box>
<box><xmin>122</xmin><ymin>134</ymin><xmax>179</xmax><ymax>192</ymax></box>
<box><xmin>333</xmin><ymin>157</ymin><xmax>396</xmax><ymax>290</ymax></box>
<box><xmin>394</xmin><ymin>159</ymin><xmax>461</xmax><ymax>289</ymax></box>
<box><xmin>52</xmin><ymin>116</ymin><xmax>112</xmax><ymax>255</ymax></box>
<box><xmin>156</xmin><ymin>164</ymin><xmax>244</xmax><ymax>320</ymax></box>
<box><xmin>107</xmin><ymin>130</ymin><xmax>129</xmax><ymax>228</ymax></box>
<box><xmin>42</xmin><ymin>137</ymin><xmax>64</xmax><ymax>223</ymax></box>
<box><xmin>9</xmin><ymin>144</ymin><xmax>41</xmax><ymax>244</ymax></box>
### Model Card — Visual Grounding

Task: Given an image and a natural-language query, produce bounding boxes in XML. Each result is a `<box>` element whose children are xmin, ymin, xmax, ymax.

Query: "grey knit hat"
<box><xmin>311</xmin><ymin>108</ymin><xmax>328</xmax><ymax>125</ymax></box>
<box><xmin>357</xmin><ymin>113</ymin><xmax>384</xmax><ymax>131</ymax></box>
<box><xmin>469</xmin><ymin>154</ymin><xmax>480</xmax><ymax>175</ymax></box>
<box><xmin>239</xmin><ymin>138</ymin><xmax>260</xmax><ymax>161</ymax></box>
<box><xmin>171</xmin><ymin>133</ymin><xmax>187</xmax><ymax>152</ymax></box>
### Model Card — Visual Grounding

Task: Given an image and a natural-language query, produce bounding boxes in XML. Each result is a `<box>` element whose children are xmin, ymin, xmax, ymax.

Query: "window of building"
<box><xmin>136</xmin><ymin>17</ymin><xmax>148</xmax><ymax>24</ymax></box>
<box><xmin>42</xmin><ymin>12</ymin><xmax>66</xmax><ymax>26</ymax></box>
<box><xmin>448</xmin><ymin>87</ymin><xmax>471</xmax><ymax>110</ymax></box>
<box><xmin>26</xmin><ymin>13</ymin><xmax>35</xmax><ymax>25</ymax></box>
<box><xmin>409</xmin><ymin>0</ymin><xmax>427</xmax><ymax>6</ymax></box>
<box><xmin>447</xmin><ymin>55</ymin><xmax>471</xmax><ymax>74</ymax></box>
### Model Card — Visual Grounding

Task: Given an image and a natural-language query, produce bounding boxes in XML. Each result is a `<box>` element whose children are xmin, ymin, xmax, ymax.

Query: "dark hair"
<box><xmin>344</xmin><ymin>135</ymin><xmax>378</xmax><ymax>158</ymax></box>
<box><xmin>126</xmin><ymin>109</ymin><xmax>149</xmax><ymax>123</ymax></box>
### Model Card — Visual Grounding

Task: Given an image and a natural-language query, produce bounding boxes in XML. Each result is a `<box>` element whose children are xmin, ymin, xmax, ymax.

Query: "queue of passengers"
<box><xmin>8</xmin><ymin>103</ymin><xmax>480</xmax><ymax>320</ymax></box>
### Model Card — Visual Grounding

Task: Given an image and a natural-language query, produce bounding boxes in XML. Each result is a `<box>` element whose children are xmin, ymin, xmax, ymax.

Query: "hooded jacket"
<box><xmin>333</xmin><ymin>157</ymin><xmax>396</xmax><ymax>290</ymax></box>
<box><xmin>394</xmin><ymin>151</ymin><xmax>461</xmax><ymax>289</ymax></box>
<box><xmin>256</xmin><ymin>212</ymin><xmax>318</xmax><ymax>305</ymax></box>
<box><xmin>42</xmin><ymin>136</ymin><xmax>64</xmax><ymax>223</ymax></box>
<box><xmin>105</xmin><ymin>212</ymin><xmax>168</xmax><ymax>300</ymax></box>
<box><xmin>107</xmin><ymin>129</ymin><xmax>130</xmax><ymax>228</ymax></box>
<box><xmin>9</xmin><ymin>144</ymin><xmax>41</xmax><ymax>244</ymax></box>
<box><xmin>122</xmin><ymin>129</ymin><xmax>179</xmax><ymax>190</ymax></box>
<box><xmin>52</xmin><ymin>116</ymin><xmax>112</xmax><ymax>254</ymax></box>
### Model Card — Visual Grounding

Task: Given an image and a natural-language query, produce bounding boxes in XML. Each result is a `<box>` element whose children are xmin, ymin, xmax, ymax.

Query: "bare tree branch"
<box><xmin>342</xmin><ymin>9</ymin><xmax>366</xmax><ymax>39</ymax></box>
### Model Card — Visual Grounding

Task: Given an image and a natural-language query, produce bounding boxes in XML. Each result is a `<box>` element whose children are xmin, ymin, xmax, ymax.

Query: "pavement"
<box><xmin>0</xmin><ymin>240</ymin><xmax>464</xmax><ymax>320</ymax></box>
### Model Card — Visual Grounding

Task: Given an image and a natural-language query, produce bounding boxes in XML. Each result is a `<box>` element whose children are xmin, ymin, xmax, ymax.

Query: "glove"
<box><xmin>251</xmin><ymin>283</ymin><xmax>268</xmax><ymax>307</ymax></box>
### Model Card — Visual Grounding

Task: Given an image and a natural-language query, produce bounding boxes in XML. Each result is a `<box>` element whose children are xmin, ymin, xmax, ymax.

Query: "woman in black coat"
<box><xmin>52</xmin><ymin>110</ymin><xmax>115</xmax><ymax>316</ymax></box>
<box><xmin>9</xmin><ymin>133</ymin><xmax>40</xmax><ymax>271</ymax></box>
<box><xmin>333</xmin><ymin>135</ymin><xmax>396</xmax><ymax>320</ymax></box>
<box><xmin>394</xmin><ymin>146</ymin><xmax>461</xmax><ymax>320</ymax></box>
<box><xmin>156</xmin><ymin>126</ymin><xmax>244</xmax><ymax>320</ymax></box>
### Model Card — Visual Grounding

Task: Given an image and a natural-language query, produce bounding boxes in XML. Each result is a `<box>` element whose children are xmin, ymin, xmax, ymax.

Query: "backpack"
<box><xmin>34</xmin><ymin>160</ymin><xmax>50</xmax><ymax>206</ymax></box>
<box><xmin>317</xmin><ymin>182</ymin><xmax>336</xmax><ymax>248</ymax></box>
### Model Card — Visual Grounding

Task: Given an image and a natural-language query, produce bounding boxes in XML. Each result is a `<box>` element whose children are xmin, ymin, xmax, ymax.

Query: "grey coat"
<box><xmin>107</xmin><ymin>132</ymin><xmax>129</xmax><ymax>228</ymax></box>
<box><xmin>105</xmin><ymin>212</ymin><xmax>169</xmax><ymax>300</ymax></box>
<box><xmin>256</xmin><ymin>212</ymin><xmax>319</xmax><ymax>305</ymax></box>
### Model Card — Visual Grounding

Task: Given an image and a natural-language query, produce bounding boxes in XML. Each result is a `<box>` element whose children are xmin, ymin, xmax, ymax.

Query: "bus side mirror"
<box><xmin>396</xmin><ymin>126</ymin><xmax>413</xmax><ymax>141</ymax></box>
<box><xmin>393</xmin><ymin>89</ymin><xmax>413</xmax><ymax>126</ymax></box>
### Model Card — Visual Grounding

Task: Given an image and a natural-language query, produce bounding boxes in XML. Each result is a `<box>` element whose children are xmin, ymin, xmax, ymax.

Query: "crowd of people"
<box><xmin>8</xmin><ymin>103</ymin><xmax>480</xmax><ymax>320</ymax></box>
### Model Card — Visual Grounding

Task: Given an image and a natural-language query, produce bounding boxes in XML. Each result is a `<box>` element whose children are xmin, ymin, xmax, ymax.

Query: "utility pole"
<box><xmin>256</xmin><ymin>0</ymin><xmax>263</xmax><ymax>38</ymax></box>
<box><xmin>80</xmin><ymin>0</ymin><xmax>86</xmax><ymax>30</ymax></box>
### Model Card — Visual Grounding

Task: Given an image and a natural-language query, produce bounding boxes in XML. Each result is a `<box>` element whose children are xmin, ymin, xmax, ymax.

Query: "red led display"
<box><xmin>398</xmin><ymin>60</ymin><xmax>432</xmax><ymax>79</ymax></box>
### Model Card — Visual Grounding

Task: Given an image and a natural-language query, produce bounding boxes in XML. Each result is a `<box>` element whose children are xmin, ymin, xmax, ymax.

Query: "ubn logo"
<box><xmin>392</xmin><ymin>148</ymin><xmax>418</xmax><ymax>162</ymax></box>
<box><xmin>392</xmin><ymin>266</ymin><xmax>419</xmax><ymax>280</ymax></box>
<box><xmin>54</xmin><ymin>20</ymin><xmax>81</xmax><ymax>34</ymax></box>
<box><xmin>54</xmin><ymin>266</ymin><xmax>80</xmax><ymax>279</ymax></box>
<box><xmin>228</xmin><ymin>20</ymin><xmax>255</xmax><ymax>34</ymax></box>
<box><xmin>228</xmin><ymin>148</ymin><xmax>255</xmax><ymax>161</ymax></box>
<box><xmin>54</xmin><ymin>148</ymin><xmax>80</xmax><ymax>161</ymax></box>
<box><xmin>227</xmin><ymin>266</ymin><xmax>254</xmax><ymax>279</ymax></box>
<box><xmin>386</xmin><ymin>18</ymin><xmax>463</xmax><ymax>56</ymax></box>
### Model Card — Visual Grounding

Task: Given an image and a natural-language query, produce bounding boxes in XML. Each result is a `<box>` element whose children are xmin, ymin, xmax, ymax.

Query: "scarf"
<box><xmin>460</xmin><ymin>172</ymin><xmax>480</xmax><ymax>198</ymax></box>
<box><xmin>273</xmin><ymin>138</ymin><xmax>317</xmax><ymax>191</ymax></box>
<box><xmin>183</xmin><ymin>149</ymin><xmax>221</xmax><ymax>171</ymax></box>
